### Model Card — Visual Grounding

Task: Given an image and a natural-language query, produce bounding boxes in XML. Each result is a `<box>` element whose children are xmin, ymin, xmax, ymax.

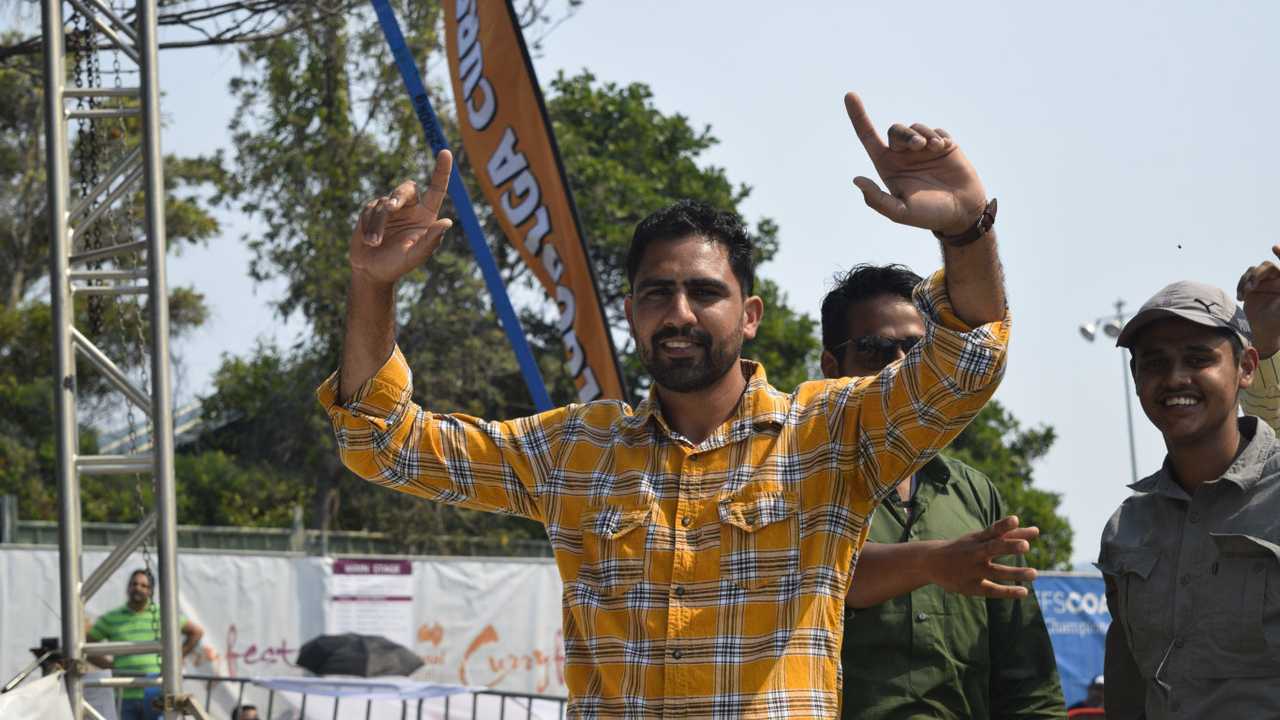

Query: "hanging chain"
<box><xmin>70</xmin><ymin>5</ymin><xmax>107</xmax><ymax>334</ymax></box>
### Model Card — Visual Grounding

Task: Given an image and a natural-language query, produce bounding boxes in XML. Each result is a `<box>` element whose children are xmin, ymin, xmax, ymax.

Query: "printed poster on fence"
<box><xmin>325</xmin><ymin>558</ymin><xmax>415</xmax><ymax>648</ymax></box>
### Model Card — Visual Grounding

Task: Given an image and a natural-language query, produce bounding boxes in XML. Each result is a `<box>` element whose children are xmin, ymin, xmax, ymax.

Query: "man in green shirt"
<box><xmin>821</xmin><ymin>264</ymin><xmax>1066</xmax><ymax>719</ymax></box>
<box><xmin>88</xmin><ymin>569</ymin><xmax>204</xmax><ymax>720</ymax></box>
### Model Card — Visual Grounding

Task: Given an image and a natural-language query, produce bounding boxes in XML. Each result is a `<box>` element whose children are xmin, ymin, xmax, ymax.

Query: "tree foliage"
<box><xmin>946</xmin><ymin>400</ymin><xmax>1072</xmax><ymax>570</ymax></box>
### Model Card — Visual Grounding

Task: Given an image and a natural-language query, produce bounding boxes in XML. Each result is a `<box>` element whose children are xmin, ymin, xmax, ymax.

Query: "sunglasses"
<box><xmin>832</xmin><ymin>334</ymin><xmax>922</xmax><ymax>367</ymax></box>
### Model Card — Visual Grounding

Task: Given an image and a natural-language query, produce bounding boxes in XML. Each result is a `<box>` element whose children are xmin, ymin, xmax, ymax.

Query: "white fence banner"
<box><xmin>0</xmin><ymin>546</ymin><xmax>567</xmax><ymax>716</ymax></box>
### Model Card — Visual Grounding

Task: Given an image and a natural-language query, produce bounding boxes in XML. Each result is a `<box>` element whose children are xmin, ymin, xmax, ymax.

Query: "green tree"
<box><xmin>945</xmin><ymin>400</ymin><xmax>1072</xmax><ymax>570</ymax></box>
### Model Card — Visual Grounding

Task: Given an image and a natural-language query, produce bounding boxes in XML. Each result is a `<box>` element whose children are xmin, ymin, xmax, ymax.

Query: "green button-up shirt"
<box><xmin>841</xmin><ymin>455</ymin><xmax>1066</xmax><ymax>720</ymax></box>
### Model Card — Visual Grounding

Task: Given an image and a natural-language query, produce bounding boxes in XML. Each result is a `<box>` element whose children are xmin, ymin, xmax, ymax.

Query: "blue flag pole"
<box><xmin>369</xmin><ymin>0</ymin><xmax>553</xmax><ymax>412</ymax></box>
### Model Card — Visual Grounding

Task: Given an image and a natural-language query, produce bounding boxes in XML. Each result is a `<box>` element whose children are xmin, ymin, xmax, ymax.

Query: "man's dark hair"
<box><xmin>626</xmin><ymin>199</ymin><xmax>755</xmax><ymax>296</ymax></box>
<box><xmin>820</xmin><ymin>263</ymin><xmax>924</xmax><ymax>351</ymax></box>
<box><xmin>231</xmin><ymin>705</ymin><xmax>258</xmax><ymax>720</ymax></box>
<box><xmin>129</xmin><ymin>568</ymin><xmax>154</xmax><ymax>587</ymax></box>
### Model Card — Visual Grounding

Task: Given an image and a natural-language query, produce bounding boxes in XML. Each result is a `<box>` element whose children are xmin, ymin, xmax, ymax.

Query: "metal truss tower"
<box><xmin>40</xmin><ymin>0</ymin><xmax>186</xmax><ymax>717</ymax></box>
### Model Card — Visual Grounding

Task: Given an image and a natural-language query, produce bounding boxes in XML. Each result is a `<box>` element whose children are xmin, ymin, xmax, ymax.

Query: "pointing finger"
<box><xmin>421</xmin><ymin>149</ymin><xmax>454</xmax><ymax>217</ymax></box>
<box><xmin>844</xmin><ymin>92</ymin><xmax>887</xmax><ymax>154</ymax></box>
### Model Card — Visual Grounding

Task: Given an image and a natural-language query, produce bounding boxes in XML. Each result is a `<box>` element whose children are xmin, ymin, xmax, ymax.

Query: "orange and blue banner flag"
<box><xmin>444</xmin><ymin>0</ymin><xmax>626</xmax><ymax>402</ymax></box>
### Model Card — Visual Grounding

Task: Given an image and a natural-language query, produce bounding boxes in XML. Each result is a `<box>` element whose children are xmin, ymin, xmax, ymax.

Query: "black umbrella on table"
<box><xmin>295</xmin><ymin>634</ymin><xmax>424</xmax><ymax>677</ymax></box>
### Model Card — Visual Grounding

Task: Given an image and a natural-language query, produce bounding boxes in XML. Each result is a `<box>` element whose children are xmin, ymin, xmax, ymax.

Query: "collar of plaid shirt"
<box><xmin>616</xmin><ymin>359</ymin><xmax>788</xmax><ymax>445</ymax></box>
<box><xmin>318</xmin><ymin>269</ymin><xmax>1009</xmax><ymax>718</ymax></box>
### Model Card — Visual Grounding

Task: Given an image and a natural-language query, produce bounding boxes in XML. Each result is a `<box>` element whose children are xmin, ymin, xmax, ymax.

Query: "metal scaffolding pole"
<box><xmin>40</xmin><ymin>0</ymin><xmax>185</xmax><ymax>717</ymax></box>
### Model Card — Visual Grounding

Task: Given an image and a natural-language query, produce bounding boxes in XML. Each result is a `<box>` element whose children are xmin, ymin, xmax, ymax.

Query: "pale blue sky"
<box><xmin>7</xmin><ymin>1</ymin><xmax>1278</xmax><ymax>564</ymax></box>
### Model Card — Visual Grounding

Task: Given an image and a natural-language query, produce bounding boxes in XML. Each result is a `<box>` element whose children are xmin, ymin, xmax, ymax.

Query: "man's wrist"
<box><xmin>917</xmin><ymin>539</ymin><xmax>948</xmax><ymax>586</ymax></box>
<box><xmin>350</xmin><ymin>269</ymin><xmax>396</xmax><ymax>295</ymax></box>
<box><xmin>934</xmin><ymin>198</ymin><xmax>997</xmax><ymax>245</ymax></box>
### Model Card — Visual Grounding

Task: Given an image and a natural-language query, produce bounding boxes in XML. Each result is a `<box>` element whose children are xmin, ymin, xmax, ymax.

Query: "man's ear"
<box><xmin>820</xmin><ymin>350</ymin><xmax>841</xmax><ymax>380</ymax></box>
<box><xmin>624</xmin><ymin>295</ymin><xmax>636</xmax><ymax>340</ymax></box>
<box><xmin>1240</xmin><ymin>345</ymin><xmax>1259</xmax><ymax>390</ymax></box>
<box><xmin>741</xmin><ymin>294</ymin><xmax>764</xmax><ymax>341</ymax></box>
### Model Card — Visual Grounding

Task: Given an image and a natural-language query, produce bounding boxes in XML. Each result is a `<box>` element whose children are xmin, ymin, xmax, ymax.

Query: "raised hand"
<box><xmin>844</xmin><ymin>92</ymin><xmax>988</xmax><ymax>236</ymax></box>
<box><xmin>350</xmin><ymin>149</ymin><xmax>455</xmax><ymax>285</ymax></box>
<box><xmin>1237</xmin><ymin>244</ymin><xmax>1280</xmax><ymax>357</ymax></box>
<box><xmin>929</xmin><ymin>516</ymin><xmax>1040</xmax><ymax>599</ymax></box>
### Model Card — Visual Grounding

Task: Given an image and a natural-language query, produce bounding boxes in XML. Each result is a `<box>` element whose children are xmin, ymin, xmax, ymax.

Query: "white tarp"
<box><xmin>0</xmin><ymin>671</ymin><xmax>74</xmax><ymax>720</ymax></box>
<box><xmin>0</xmin><ymin>546</ymin><xmax>567</xmax><ymax>718</ymax></box>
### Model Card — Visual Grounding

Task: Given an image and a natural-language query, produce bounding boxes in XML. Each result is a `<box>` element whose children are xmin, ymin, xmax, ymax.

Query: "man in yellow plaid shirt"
<box><xmin>319</xmin><ymin>93</ymin><xmax>1031</xmax><ymax>718</ymax></box>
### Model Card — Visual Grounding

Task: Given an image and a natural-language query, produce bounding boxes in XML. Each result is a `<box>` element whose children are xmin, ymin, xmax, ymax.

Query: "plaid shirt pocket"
<box><xmin>718</xmin><ymin>490</ymin><xmax>800</xmax><ymax>591</ymax></box>
<box><xmin>578</xmin><ymin>501</ymin><xmax>653</xmax><ymax>596</ymax></box>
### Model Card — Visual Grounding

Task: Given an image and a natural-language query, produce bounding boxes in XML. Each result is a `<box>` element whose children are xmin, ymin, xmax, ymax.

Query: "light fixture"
<box><xmin>1078</xmin><ymin>300</ymin><xmax>1138</xmax><ymax>485</ymax></box>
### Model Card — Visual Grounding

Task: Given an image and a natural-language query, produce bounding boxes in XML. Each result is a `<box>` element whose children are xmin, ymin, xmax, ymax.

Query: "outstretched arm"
<box><xmin>847</xmin><ymin>516</ymin><xmax>1039</xmax><ymax>608</ymax></box>
<box><xmin>338</xmin><ymin>150</ymin><xmax>454</xmax><ymax>403</ymax></box>
<box><xmin>1238</xmin><ymin>245</ymin><xmax>1280</xmax><ymax>430</ymax></box>
<box><xmin>829</xmin><ymin>94</ymin><xmax>1011</xmax><ymax>504</ymax></box>
<box><xmin>844</xmin><ymin>92</ymin><xmax>1005</xmax><ymax>325</ymax></box>
<box><xmin>320</xmin><ymin>149</ymin><xmax>550</xmax><ymax>522</ymax></box>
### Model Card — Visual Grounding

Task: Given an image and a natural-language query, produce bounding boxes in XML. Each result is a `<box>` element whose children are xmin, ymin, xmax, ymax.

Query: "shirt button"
<box><xmin>1188</xmin><ymin>511</ymin><xmax>1200</xmax><ymax>524</ymax></box>
<box><xmin>674</xmin><ymin>586</ymin><xmax>686</xmax><ymax>597</ymax></box>
<box><xmin>1174</xmin><ymin>637</ymin><xmax>1185</xmax><ymax>649</ymax></box>
<box><xmin>672</xmin><ymin>649</ymin><xmax>683</xmax><ymax>660</ymax></box>
<box><xmin>1180</xmin><ymin>574</ymin><xmax>1190</xmax><ymax>586</ymax></box>
<box><xmin>916</xmin><ymin>612</ymin><xmax>928</xmax><ymax>622</ymax></box>
<box><xmin>681</xmin><ymin>515</ymin><xmax>692</xmax><ymax>528</ymax></box>
<box><xmin>689</xmin><ymin>453</ymin><xmax>699</xmax><ymax>462</ymax></box>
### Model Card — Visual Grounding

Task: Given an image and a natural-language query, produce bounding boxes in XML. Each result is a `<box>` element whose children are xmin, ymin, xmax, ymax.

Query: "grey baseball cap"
<box><xmin>1115</xmin><ymin>280</ymin><xmax>1252</xmax><ymax>349</ymax></box>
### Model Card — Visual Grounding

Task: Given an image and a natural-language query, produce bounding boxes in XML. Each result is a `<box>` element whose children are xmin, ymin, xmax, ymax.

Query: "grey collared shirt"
<box><xmin>1097</xmin><ymin>416</ymin><xmax>1280</xmax><ymax>719</ymax></box>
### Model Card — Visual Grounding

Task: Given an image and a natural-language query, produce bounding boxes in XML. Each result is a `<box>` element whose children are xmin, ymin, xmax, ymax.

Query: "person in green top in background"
<box><xmin>821</xmin><ymin>264</ymin><xmax>1066</xmax><ymax>719</ymax></box>
<box><xmin>88</xmin><ymin>569</ymin><xmax>204</xmax><ymax>720</ymax></box>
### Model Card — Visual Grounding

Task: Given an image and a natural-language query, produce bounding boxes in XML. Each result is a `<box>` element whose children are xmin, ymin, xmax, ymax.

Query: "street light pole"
<box><xmin>1114</xmin><ymin>300</ymin><xmax>1139</xmax><ymax>485</ymax></box>
<box><xmin>1079</xmin><ymin>299</ymin><xmax>1139</xmax><ymax>485</ymax></box>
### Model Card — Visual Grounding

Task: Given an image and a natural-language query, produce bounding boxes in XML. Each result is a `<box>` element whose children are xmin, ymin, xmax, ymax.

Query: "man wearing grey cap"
<box><xmin>1097</xmin><ymin>277</ymin><xmax>1280</xmax><ymax>719</ymax></box>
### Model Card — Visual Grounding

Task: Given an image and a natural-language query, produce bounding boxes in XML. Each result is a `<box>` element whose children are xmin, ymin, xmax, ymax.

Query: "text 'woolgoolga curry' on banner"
<box><xmin>445</xmin><ymin>0</ymin><xmax>626</xmax><ymax>403</ymax></box>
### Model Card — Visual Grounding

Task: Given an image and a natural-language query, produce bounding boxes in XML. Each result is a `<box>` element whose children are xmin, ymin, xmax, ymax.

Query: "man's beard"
<box><xmin>639</xmin><ymin>325</ymin><xmax>742</xmax><ymax>393</ymax></box>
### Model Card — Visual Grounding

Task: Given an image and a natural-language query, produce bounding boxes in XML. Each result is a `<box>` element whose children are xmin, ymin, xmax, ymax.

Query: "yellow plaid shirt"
<box><xmin>318</xmin><ymin>270</ymin><xmax>1009</xmax><ymax>719</ymax></box>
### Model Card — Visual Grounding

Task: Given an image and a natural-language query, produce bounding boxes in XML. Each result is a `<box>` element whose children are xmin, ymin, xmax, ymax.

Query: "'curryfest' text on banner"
<box><xmin>444</xmin><ymin>0</ymin><xmax>625</xmax><ymax>402</ymax></box>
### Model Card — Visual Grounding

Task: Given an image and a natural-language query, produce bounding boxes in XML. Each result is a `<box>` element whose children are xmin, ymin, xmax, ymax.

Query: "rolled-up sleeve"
<box><xmin>316</xmin><ymin>345</ymin><xmax>559</xmax><ymax>522</ymax></box>
<box><xmin>826</xmin><ymin>269</ymin><xmax>1011</xmax><ymax>504</ymax></box>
